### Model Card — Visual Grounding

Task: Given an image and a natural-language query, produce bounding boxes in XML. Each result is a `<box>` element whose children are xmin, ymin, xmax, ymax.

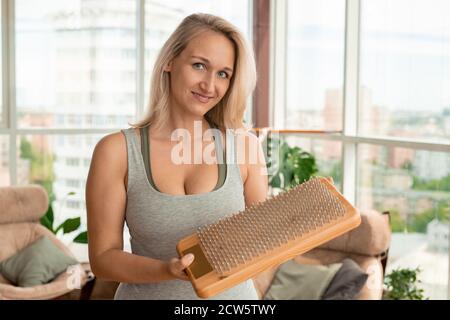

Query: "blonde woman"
<box><xmin>86</xmin><ymin>13</ymin><xmax>268</xmax><ymax>299</ymax></box>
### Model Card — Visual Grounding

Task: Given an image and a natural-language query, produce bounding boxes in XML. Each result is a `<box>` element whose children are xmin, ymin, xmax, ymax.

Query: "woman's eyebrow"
<box><xmin>191</xmin><ymin>55</ymin><xmax>233</xmax><ymax>73</ymax></box>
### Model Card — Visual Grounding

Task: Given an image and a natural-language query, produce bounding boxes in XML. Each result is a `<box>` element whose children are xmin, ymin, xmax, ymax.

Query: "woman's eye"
<box><xmin>218</xmin><ymin>71</ymin><xmax>229</xmax><ymax>79</ymax></box>
<box><xmin>193</xmin><ymin>63</ymin><xmax>205</xmax><ymax>70</ymax></box>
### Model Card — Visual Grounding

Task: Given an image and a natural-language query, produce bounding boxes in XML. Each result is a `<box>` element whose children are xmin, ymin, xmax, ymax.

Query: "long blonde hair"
<box><xmin>131</xmin><ymin>13</ymin><xmax>256</xmax><ymax>131</ymax></box>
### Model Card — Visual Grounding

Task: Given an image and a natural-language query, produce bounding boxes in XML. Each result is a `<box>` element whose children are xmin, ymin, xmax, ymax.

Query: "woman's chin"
<box><xmin>190</xmin><ymin>103</ymin><xmax>215</xmax><ymax>117</ymax></box>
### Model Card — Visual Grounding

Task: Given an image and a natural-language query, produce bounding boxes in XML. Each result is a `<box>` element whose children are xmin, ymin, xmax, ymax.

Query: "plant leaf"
<box><xmin>270</xmin><ymin>174</ymin><xmax>281</xmax><ymax>188</ymax></box>
<box><xmin>47</xmin><ymin>204</ymin><xmax>54</xmax><ymax>225</ymax></box>
<box><xmin>40</xmin><ymin>204</ymin><xmax>54</xmax><ymax>232</ymax></box>
<box><xmin>73</xmin><ymin>231</ymin><xmax>88</xmax><ymax>244</ymax></box>
<box><xmin>45</xmin><ymin>204</ymin><xmax>54</xmax><ymax>226</ymax></box>
<box><xmin>62</xmin><ymin>217</ymin><xmax>81</xmax><ymax>234</ymax></box>
<box><xmin>40</xmin><ymin>215</ymin><xmax>53</xmax><ymax>232</ymax></box>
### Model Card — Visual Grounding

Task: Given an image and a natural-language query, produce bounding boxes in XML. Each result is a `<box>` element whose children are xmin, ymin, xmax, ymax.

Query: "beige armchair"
<box><xmin>252</xmin><ymin>210</ymin><xmax>392</xmax><ymax>300</ymax></box>
<box><xmin>0</xmin><ymin>185</ymin><xmax>94</xmax><ymax>300</ymax></box>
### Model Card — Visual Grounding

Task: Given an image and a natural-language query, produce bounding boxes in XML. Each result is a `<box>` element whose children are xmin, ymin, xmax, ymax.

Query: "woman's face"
<box><xmin>165</xmin><ymin>30</ymin><xmax>235</xmax><ymax>118</ymax></box>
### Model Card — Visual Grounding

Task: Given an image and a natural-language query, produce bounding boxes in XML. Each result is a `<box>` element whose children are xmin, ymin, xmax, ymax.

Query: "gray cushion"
<box><xmin>0</xmin><ymin>236</ymin><xmax>78</xmax><ymax>287</ymax></box>
<box><xmin>322</xmin><ymin>258</ymin><xmax>368</xmax><ymax>300</ymax></box>
<box><xmin>264</xmin><ymin>260</ymin><xmax>343</xmax><ymax>300</ymax></box>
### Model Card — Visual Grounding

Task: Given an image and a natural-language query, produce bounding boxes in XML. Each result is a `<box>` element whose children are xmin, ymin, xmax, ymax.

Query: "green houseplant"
<box><xmin>40</xmin><ymin>192</ymin><xmax>88</xmax><ymax>244</ymax></box>
<box><xmin>265</xmin><ymin>137</ymin><xmax>318</xmax><ymax>191</ymax></box>
<box><xmin>383</xmin><ymin>267</ymin><xmax>427</xmax><ymax>300</ymax></box>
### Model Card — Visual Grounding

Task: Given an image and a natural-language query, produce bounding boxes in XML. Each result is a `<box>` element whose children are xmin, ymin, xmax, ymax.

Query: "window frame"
<box><xmin>270</xmin><ymin>0</ymin><xmax>450</xmax><ymax>298</ymax></box>
<box><xmin>0</xmin><ymin>0</ymin><xmax>144</xmax><ymax>185</ymax></box>
<box><xmin>1</xmin><ymin>0</ymin><xmax>7</xmax><ymax>129</ymax></box>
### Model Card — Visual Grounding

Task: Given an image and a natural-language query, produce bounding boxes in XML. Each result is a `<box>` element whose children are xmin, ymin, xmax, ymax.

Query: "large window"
<box><xmin>0</xmin><ymin>2</ymin><xmax>6</xmax><ymax>181</ymax></box>
<box><xmin>358</xmin><ymin>0</ymin><xmax>450</xmax><ymax>299</ymax></box>
<box><xmin>285</xmin><ymin>0</ymin><xmax>346</xmax><ymax>131</ymax></box>
<box><xmin>15</xmin><ymin>0</ymin><xmax>137</xmax><ymax>129</ymax></box>
<box><xmin>357</xmin><ymin>144</ymin><xmax>449</xmax><ymax>299</ymax></box>
<box><xmin>278</xmin><ymin>0</ymin><xmax>450</xmax><ymax>299</ymax></box>
<box><xmin>360</xmin><ymin>0</ymin><xmax>450</xmax><ymax>143</ymax></box>
<box><xmin>0</xmin><ymin>3</ymin><xmax>3</xmax><ymax>126</ymax></box>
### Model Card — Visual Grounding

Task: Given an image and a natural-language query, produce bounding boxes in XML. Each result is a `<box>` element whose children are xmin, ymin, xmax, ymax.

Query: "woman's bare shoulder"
<box><xmin>86</xmin><ymin>130</ymin><xmax>136</xmax><ymax>193</ymax></box>
<box><xmin>91</xmin><ymin>131</ymin><xmax>129</xmax><ymax>172</ymax></box>
<box><xmin>95</xmin><ymin>131</ymin><xmax>126</xmax><ymax>152</ymax></box>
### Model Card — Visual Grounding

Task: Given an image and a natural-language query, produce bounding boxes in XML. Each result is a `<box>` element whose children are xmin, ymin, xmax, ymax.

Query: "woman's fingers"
<box><xmin>181</xmin><ymin>253</ymin><xmax>195</xmax><ymax>268</ymax></box>
<box><xmin>168</xmin><ymin>254</ymin><xmax>195</xmax><ymax>280</ymax></box>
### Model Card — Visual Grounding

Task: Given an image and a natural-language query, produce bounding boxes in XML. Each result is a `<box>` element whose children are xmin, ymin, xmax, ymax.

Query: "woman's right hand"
<box><xmin>167</xmin><ymin>254</ymin><xmax>195</xmax><ymax>281</ymax></box>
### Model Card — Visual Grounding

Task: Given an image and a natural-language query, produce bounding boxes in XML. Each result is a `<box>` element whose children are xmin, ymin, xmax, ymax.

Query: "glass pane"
<box><xmin>357</xmin><ymin>144</ymin><xmax>450</xmax><ymax>299</ymax></box>
<box><xmin>16</xmin><ymin>134</ymin><xmax>104</xmax><ymax>247</ymax></box>
<box><xmin>15</xmin><ymin>0</ymin><xmax>137</xmax><ymax>129</ymax></box>
<box><xmin>276</xmin><ymin>135</ymin><xmax>342</xmax><ymax>190</ymax></box>
<box><xmin>0</xmin><ymin>3</ymin><xmax>3</xmax><ymax>126</ymax></box>
<box><xmin>144</xmin><ymin>0</ymin><xmax>250</xmax><ymax>107</ymax></box>
<box><xmin>360</xmin><ymin>0</ymin><xmax>450</xmax><ymax>143</ymax></box>
<box><xmin>0</xmin><ymin>136</ymin><xmax>10</xmax><ymax>185</ymax></box>
<box><xmin>285</xmin><ymin>0</ymin><xmax>345</xmax><ymax>130</ymax></box>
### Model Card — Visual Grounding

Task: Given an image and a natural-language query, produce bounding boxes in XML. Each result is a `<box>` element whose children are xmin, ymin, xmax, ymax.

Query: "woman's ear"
<box><xmin>163</xmin><ymin>60</ymin><xmax>173</xmax><ymax>72</ymax></box>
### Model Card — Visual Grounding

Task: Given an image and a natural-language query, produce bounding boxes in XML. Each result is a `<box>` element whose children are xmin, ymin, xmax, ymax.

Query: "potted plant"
<box><xmin>40</xmin><ymin>192</ymin><xmax>88</xmax><ymax>244</ymax></box>
<box><xmin>383</xmin><ymin>267</ymin><xmax>427</xmax><ymax>300</ymax></box>
<box><xmin>265</xmin><ymin>136</ymin><xmax>318</xmax><ymax>194</ymax></box>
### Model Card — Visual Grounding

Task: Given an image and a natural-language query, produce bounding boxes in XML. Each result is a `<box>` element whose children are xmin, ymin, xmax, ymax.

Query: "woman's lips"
<box><xmin>192</xmin><ymin>91</ymin><xmax>213</xmax><ymax>104</ymax></box>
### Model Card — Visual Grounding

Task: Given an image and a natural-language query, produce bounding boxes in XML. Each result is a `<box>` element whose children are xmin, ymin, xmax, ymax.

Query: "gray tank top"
<box><xmin>139</xmin><ymin>122</ymin><xmax>227</xmax><ymax>192</ymax></box>
<box><xmin>114</xmin><ymin>127</ymin><xmax>259</xmax><ymax>300</ymax></box>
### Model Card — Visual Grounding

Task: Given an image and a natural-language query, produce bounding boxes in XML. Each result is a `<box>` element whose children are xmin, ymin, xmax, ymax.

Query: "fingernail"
<box><xmin>185</xmin><ymin>254</ymin><xmax>194</xmax><ymax>262</ymax></box>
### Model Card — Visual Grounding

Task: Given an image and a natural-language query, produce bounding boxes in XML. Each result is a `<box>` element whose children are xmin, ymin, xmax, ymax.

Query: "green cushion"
<box><xmin>0</xmin><ymin>236</ymin><xmax>78</xmax><ymax>287</ymax></box>
<box><xmin>264</xmin><ymin>260</ymin><xmax>343</xmax><ymax>300</ymax></box>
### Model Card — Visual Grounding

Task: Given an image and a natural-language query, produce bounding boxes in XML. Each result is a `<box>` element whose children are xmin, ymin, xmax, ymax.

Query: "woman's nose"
<box><xmin>199</xmin><ymin>74</ymin><xmax>215</xmax><ymax>93</ymax></box>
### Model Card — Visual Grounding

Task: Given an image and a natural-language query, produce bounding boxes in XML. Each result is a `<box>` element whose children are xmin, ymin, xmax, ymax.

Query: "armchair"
<box><xmin>252</xmin><ymin>209</ymin><xmax>391</xmax><ymax>300</ymax></box>
<box><xmin>0</xmin><ymin>185</ymin><xmax>94</xmax><ymax>300</ymax></box>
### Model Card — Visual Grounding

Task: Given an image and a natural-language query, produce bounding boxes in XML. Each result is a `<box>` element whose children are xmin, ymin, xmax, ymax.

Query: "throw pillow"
<box><xmin>264</xmin><ymin>260</ymin><xmax>343</xmax><ymax>300</ymax></box>
<box><xmin>0</xmin><ymin>236</ymin><xmax>78</xmax><ymax>287</ymax></box>
<box><xmin>322</xmin><ymin>258</ymin><xmax>369</xmax><ymax>300</ymax></box>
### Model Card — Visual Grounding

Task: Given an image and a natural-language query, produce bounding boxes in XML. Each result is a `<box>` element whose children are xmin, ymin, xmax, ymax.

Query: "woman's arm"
<box><xmin>86</xmin><ymin>132</ymin><xmax>193</xmax><ymax>283</ymax></box>
<box><xmin>242</xmin><ymin>133</ymin><xmax>268</xmax><ymax>207</ymax></box>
